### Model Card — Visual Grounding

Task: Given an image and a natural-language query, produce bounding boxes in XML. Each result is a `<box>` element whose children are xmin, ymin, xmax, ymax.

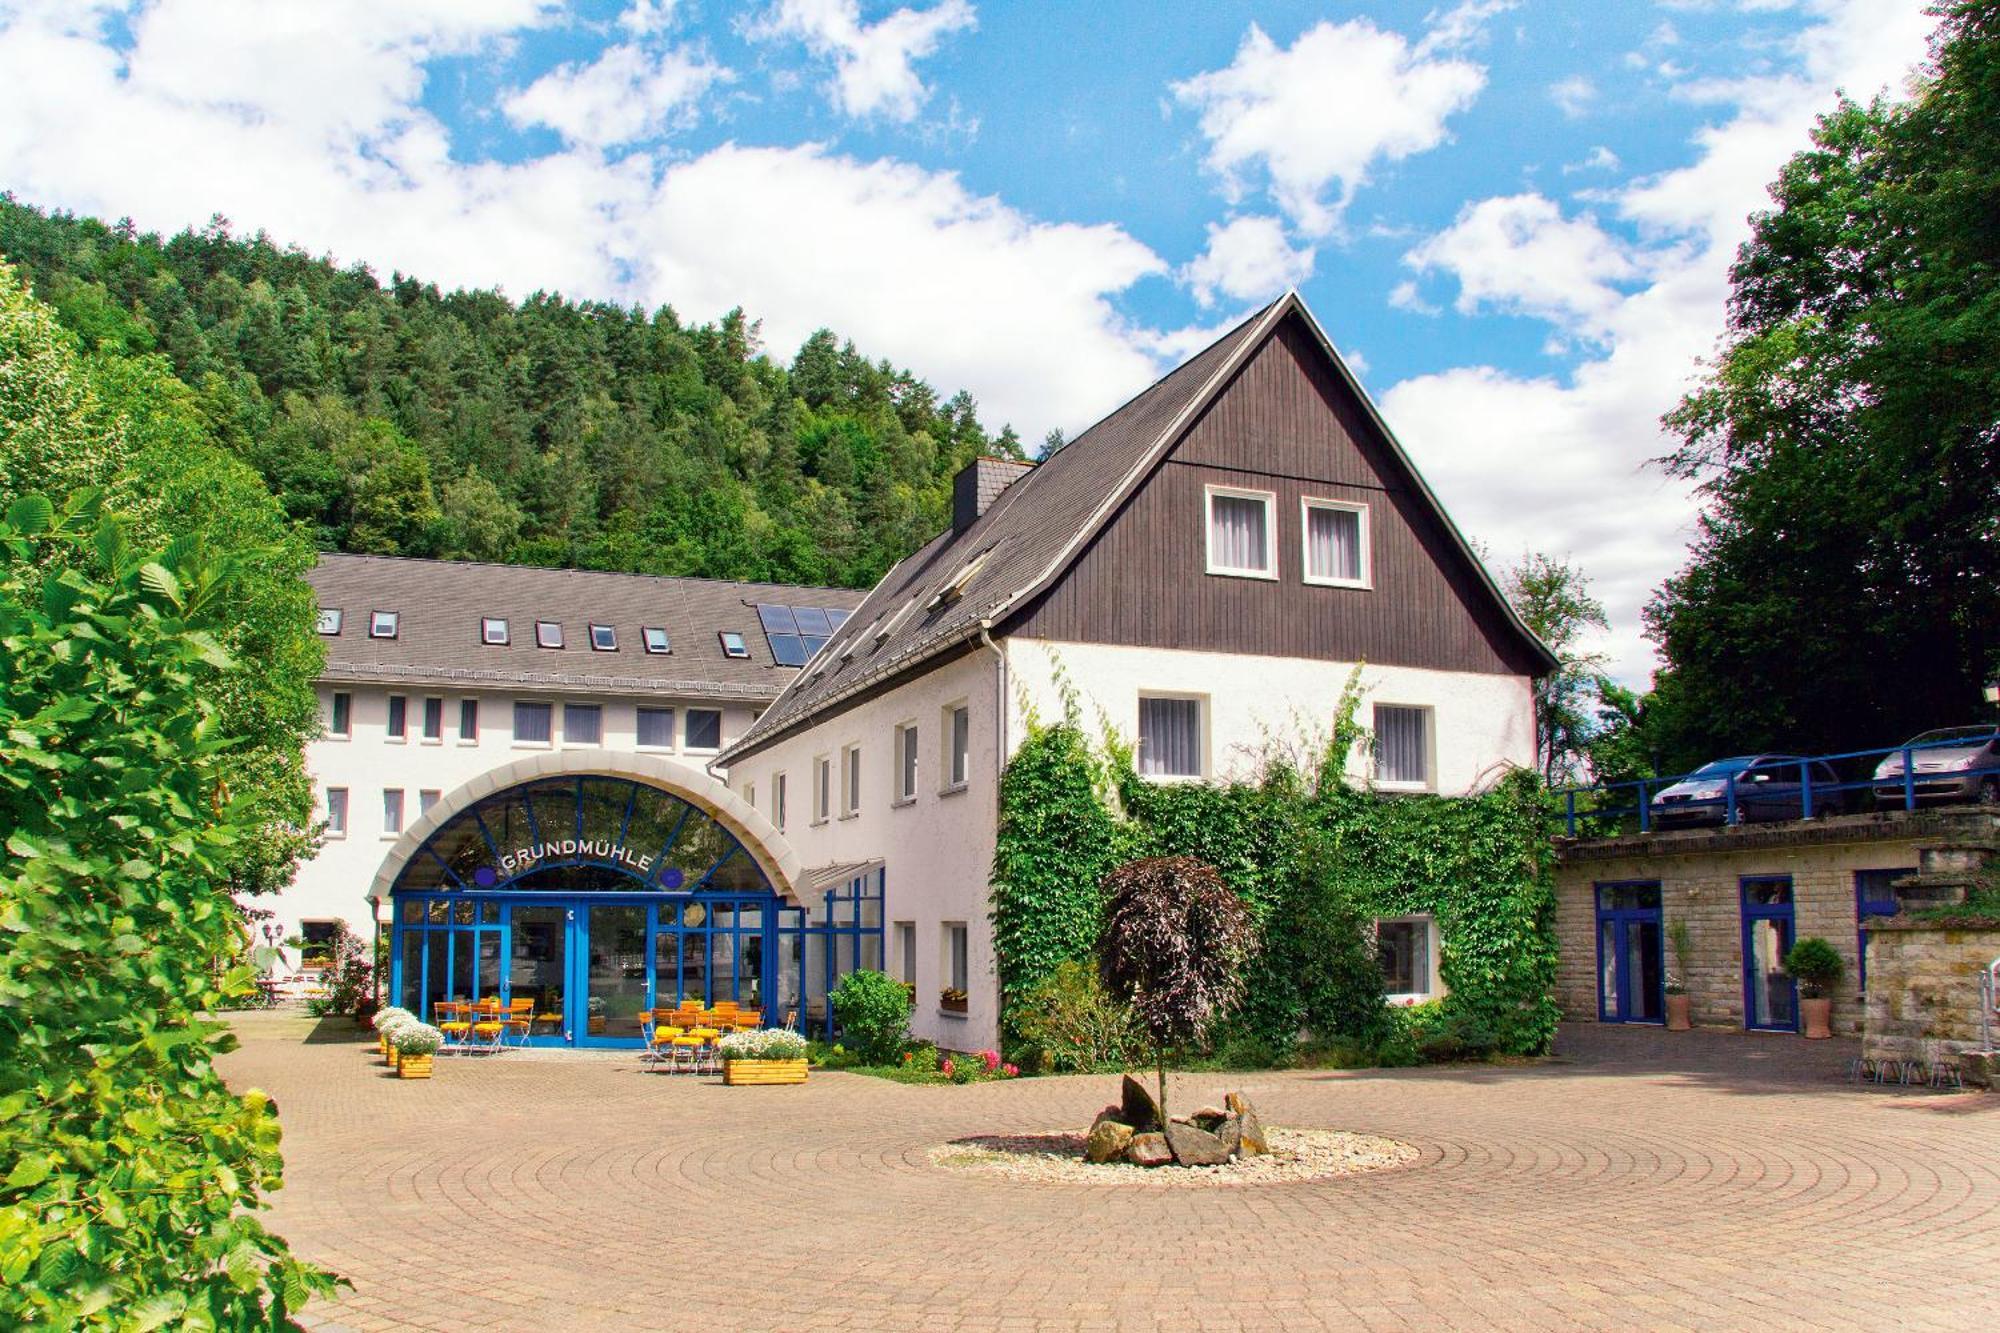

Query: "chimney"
<box><xmin>951</xmin><ymin>456</ymin><xmax>1034</xmax><ymax>534</ymax></box>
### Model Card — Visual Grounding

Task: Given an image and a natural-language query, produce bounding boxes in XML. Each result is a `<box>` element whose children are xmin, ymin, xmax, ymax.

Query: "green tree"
<box><xmin>1502</xmin><ymin>551</ymin><xmax>1610</xmax><ymax>783</ymax></box>
<box><xmin>1650</xmin><ymin>3</ymin><xmax>2000</xmax><ymax>765</ymax></box>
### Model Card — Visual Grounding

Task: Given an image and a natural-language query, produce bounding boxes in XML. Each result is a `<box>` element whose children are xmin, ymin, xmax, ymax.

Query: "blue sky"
<box><xmin>0</xmin><ymin>0</ymin><xmax>1941</xmax><ymax>680</ymax></box>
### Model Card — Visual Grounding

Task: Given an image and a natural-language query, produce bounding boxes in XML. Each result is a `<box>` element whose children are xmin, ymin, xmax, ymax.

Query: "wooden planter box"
<box><xmin>723</xmin><ymin>1058</ymin><xmax>808</xmax><ymax>1086</ymax></box>
<box><xmin>398</xmin><ymin>1054</ymin><xmax>435</xmax><ymax>1080</ymax></box>
<box><xmin>386</xmin><ymin>1043</ymin><xmax>400</xmax><ymax>1070</ymax></box>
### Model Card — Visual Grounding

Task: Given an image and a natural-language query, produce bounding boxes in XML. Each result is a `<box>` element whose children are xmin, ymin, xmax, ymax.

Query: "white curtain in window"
<box><xmin>1374</xmin><ymin>705</ymin><xmax>1428</xmax><ymax>784</ymax></box>
<box><xmin>514</xmin><ymin>702</ymin><xmax>552</xmax><ymax>744</ymax></box>
<box><xmin>1209</xmin><ymin>494</ymin><xmax>1269</xmax><ymax>571</ymax></box>
<box><xmin>1306</xmin><ymin>505</ymin><xmax>1362</xmax><ymax>581</ymax></box>
<box><xmin>565</xmin><ymin>704</ymin><xmax>601</xmax><ymax>745</ymax></box>
<box><xmin>900</xmin><ymin>726</ymin><xmax>918</xmax><ymax>798</ymax></box>
<box><xmin>637</xmin><ymin>707</ymin><xmax>674</xmax><ymax>747</ymax></box>
<box><xmin>1139</xmin><ymin>697</ymin><xmax>1201</xmax><ymax>777</ymax></box>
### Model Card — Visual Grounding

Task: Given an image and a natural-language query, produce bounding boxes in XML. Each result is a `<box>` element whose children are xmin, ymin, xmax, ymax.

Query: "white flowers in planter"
<box><xmin>391</xmin><ymin>1022</ymin><xmax>444</xmax><ymax>1056</ymax></box>
<box><xmin>372</xmin><ymin>1006</ymin><xmax>413</xmax><ymax>1031</ymax></box>
<box><xmin>718</xmin><ymin>1028</ymin><xmax>807</xmax><ymax>1062</ymax></box>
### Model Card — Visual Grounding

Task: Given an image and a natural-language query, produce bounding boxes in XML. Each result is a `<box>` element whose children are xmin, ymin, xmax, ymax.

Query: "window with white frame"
<box><xmin>685</xmin><ymin>708</ymin><xmax>722</xmax><ymax>752</ymax></box>
<box><xmin>1376</xmin><ymin>915</ymin><xmax>1437</xmax><ymax>1000</ymax></box>
<box><xmin>329</xmin><ymin>691</ymin><xmax>351</xmax><ymax>739</ymax></box>
<box><xmin>1138</xmin><ymin>695</ymin><xmax>1203</xmax><ymax>778</ymax></box>
<box><xmin>642</xmin><ymin>626</ymin><xmax>670</xmax><ymax>654</ymax></box>
<box><xmin>324</xmin><ymin>787</ymin><xmax>348</xmax><ymax>836</ymax></box>
<box><xmin>1302</xmin><ymin>498</ymin><xmax>1369</xmax><ymax>587</ymax></box>
<box><xmin>385</xmin><ymin>694</ymin><xmax>407</xmax><ymax>741</ymax></box>
<box><xmin>535</xmin><ymin>620</ymin><xmax>564</xmax><ymax>649</ymax></box>
<box><xmin>895</xmin><ymin>921</ymin><xmax>917</xmax><ymax>984</ymax></box>
<box><xmin>942</xmin><ymin>923</ymin><xmax>969</xmax><ymax>1011</ymax></box>
<box><xmin>458</xmin><ymin>698</ymin><xmax>479</xmax><ymax>742</ymax></box>
<box><xmin>481</xmin><ymin>616</ymin><xmax>509</xmax><ymax>645</ymax></box>
<box><xmin>421</xmin><ymin>696</ymin><xmax>443</xmax><ymax>741</ymax></box>
<box><xmin>369</xmin><ymin>609</ymin><xmax>399</xmax><ymax>639</ymax></box>
<box><xmin>316</xmin><ymin>608</ymin><xmax>342</xmax><ymax>635</ymax></box>
<box><xmin>895</xmin><ymin>723</ymin><xmax>918</xmax><ymax>803</ymax></box>
<box><xmin>514</xmin><ymin>700</ymin><xmax>553</xmax><ymax>745</ymax></box>
<box><xmin>1205</xmin><ymin>485</ymin><xmax>1276</xmax><ymax>578</ymax></box>
<box><xmin>944</xmin><ymin>703</ymin><xmax>970</xmax><ymax>790</ymax></box>
<box><xmin>813</xmin><ymin>756</ymin><xmax>832</xmax><ymax>823</ymax></box>
<box><xmin>382</xmin><ymin>788</ymin><xmax>405</xmax><ymax>836</ymax></box>
<box><xmin>774</xmin><ymin>772</ymin><xmax>788</xmax><ymax>831</ymax></box>
<box><xmin>744</xmin><ymin>782</ymin><xmax>755</xmax><ymax>809</ymax></box>
<box><xmin>418</xmin><ymin>789</ymin><xmax>440</xmax><ymax>815</ymax></box>
<box><xmin>841</xmin><ymin>745</ymin><xmax>861</xmax><ymax>817</ymax></box>
<box><xmin>565</xmin><ymin>703</ymin><xmax>602</xmax><ymax>746</ymax></box>
<box><xmin>589</xmin><ymin>623</ymin><xmax>617</xmax><ymax>651</ymax></box>
<box><xmin>1372</xmin><ymin>703</ymin><xmax>1432</xmax><ymax>788</ymax></box>
<box><xmin>637</xmin><ymin>706</ymin><xmax>675</xmax><ymax>749</ymax></box>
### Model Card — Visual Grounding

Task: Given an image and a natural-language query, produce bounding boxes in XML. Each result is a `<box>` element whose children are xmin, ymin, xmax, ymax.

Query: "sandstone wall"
<box><xmin>1862</xmin><ymin>921</ymin><xmax>2000</xmax><ymax>1064</ymax></box>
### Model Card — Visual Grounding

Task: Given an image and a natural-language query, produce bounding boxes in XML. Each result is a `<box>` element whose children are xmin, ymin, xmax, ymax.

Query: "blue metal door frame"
<box><xmin>1740</xmin><ymin>876</ymin><xmax>1798</xmax><ymax>1032</ymax></box>
<box><xmin>1594</xmin><ymin>881</ymin><xmax>1665</xmax><ymax>1024</ymax></box>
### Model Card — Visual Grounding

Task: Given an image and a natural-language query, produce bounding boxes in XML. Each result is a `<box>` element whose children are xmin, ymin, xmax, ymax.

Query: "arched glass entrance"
<box><xmin>386</xmin><ymin>775</ymin><xmax>881</xmax><ymax>1046</ymax></box>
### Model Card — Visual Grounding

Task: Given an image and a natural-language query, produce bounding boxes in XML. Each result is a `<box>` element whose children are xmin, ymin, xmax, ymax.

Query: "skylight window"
<box><xmin>756</xmin><ymin>604</ymin><xmax>845</xmax><ymax>668</ymax></box>
<box><xmin>481</xmin><ymin>617</ymin><xmax>509</xmax><ymax>646</ymax></box>
<box><xmin>589</xmin><ymin>624</ymin><xmax>617</xmax><ymax>652</ymax></box>
<box><xmin>316</xmin><ymin>608</ymin><xmax>343</xmax><ymax>636</ymax></box>
<box><xmin>369</xmin><ymin>610</ymin><xmax>399</xmax><ymax>639</ymax></box>
<box><xmin>642</xmin><ymin>626</ymin><xmax>670</xmax><ymax>654</ymax></box>
<box><xmin>719</xmin><ymin>631</ymin><xmax>750</xmax><ymax>659</ymax></box>
<box><xmin>536</xmin><ymin>621</ymin><xmax>564</xmax><ymax>649</ymax></box>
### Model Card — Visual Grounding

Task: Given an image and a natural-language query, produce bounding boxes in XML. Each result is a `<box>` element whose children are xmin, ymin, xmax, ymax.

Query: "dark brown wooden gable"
<box><xmin>1004</xmin><ymin>313</ymin><xmax>1544</xmax><ymax>676</ymax></box>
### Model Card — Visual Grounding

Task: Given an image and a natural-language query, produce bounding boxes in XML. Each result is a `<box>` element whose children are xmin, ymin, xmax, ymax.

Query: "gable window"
<box><xmin>719</xmin><ymin>631</ymin><xmax>750</xmax><ymax>659</ymax></box>
<box><xmin>386</xmin><ymin>695</ymin><xmax>407</xmax><ymax>741</ymax></box>
<box><xmin>535</xmin><ymin>620</ymin><xmax>564</xmax><ymax>650</ymax></box>
<box><xmin>774</xmin><ymin>772</ymin><xmax>788</xmax><ymax>831</ymax></box>
<box><xmin>369</xmin><ymin>610</ymin><xmax>399</xmax><ymax>639</ymax></box>
<box><xmin>565</xmin><ymin>703</ymin><xmax>602</xmax><ymax>746</ymax></box>
<box><xmin>589</xmin><ymin>624</ymin><xmax>617</xmax><ymax>651</ymax></box>
<box><xmin>686</xmin><ymin>708</ymin><xmax>722</xmax><ymax>752</ymax></box>
<box><xmin>642</xmin><ymin>626</ymin><xmax>670</xmax><ymax>654</ymax></box>
<box><xmin>324</xmin><ymin>787</ymin><xmax>348</xmax><ymax>837</ymax></box>
<box><xmin>1302</xmin><ymin>498</ymin><xmax>1370</xmax><ymax>588</ymax></box>
<box><xmin>1204</xmin><ymin>485</ymin><xmax>1276</xmax><ymax>579</ymax></box>
<box><xmin>1377</xmin><ymin>916</ymin><xmax>1436</xmax><ymax>1000</ymax></box>
<box><xmin>841</xmin><ymin>745</ymin><xmax>862</xmax><ymax>817</ymax></box>
<box><xmin>637</xmin><ymin>706</ymin><xmax>675</xmax><ymax>749</ymax></box>
<box><xmin>458</xmin><ymin>698</ymin><xmax>478</xmax><ymax>742</ymax></box>
<box><xmin>895</xmin><ymin>723</ymin><xmax>919</xmax><ymax>804</ymax></box>
<box><xmin>944</xmin><ymin>703</ymin><xmax>970</xmax><ymax>791</ymax></box>
<box><xmin>1138</xmin><ymin>695</ymin><xmax>1203</xmax><ymax>779</ymax></box>
<box><xmin>813</xmin><ymin>756</ymin><xmax>832</xmax><ymax>824</ymax></box>
<box><xmin>1373</xmin><ymin>704</ymin><xmax>1432</xmax><ymax>789</ymax></box>
<box><xmin>329</xmin><ymin>691</ymin><xmax>351</xmax><ymax>739</ymax></box>
<box><xmin>382</xmin><ymin>788</ymin><xmax>405</xmax><ymax>836</ymax></box>
<box><xmin>316</xmin><ymin>608</ymin><xmax>342</xmax><ymax>635</ymax></box>
<box><xmin>421</xmin><ymin>697</ymin><xmax>443</xmax><ymax>741</ymax></box>
<box><xmin>513</xmin><ymin>700</ymin><xmax>553</xmax><ymax>745</ymax></box>
<box><xmin>481</xmin><ymin>617</ymin><xmax>509</xmax><ymax>645</ymax></box>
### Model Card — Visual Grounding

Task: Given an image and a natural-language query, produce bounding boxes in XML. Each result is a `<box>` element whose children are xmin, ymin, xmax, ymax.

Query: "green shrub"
<box><xmin>1782</xmin><ymin>937</ymin><xmax>1844</xmax><ymax>998</ymax></box>
<box><xmin>1007</xmin><ymin>959</ymin><xmax>1140</xmax><ymax>1073</ymax></box>
<box><xmin>829</xmin><ymin>970</ymin><xmax>912</xmax><ymax>1064</ymax></box>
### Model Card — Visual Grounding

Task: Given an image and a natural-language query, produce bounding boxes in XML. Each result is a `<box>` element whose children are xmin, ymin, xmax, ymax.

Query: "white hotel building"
<box><xmin>284</xmin><ymin>294</ymin><xmax>1552</xmax><ymax>1051</ymax></box>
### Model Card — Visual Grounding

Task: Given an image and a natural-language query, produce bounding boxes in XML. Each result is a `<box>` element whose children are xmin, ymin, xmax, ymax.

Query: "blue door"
<box><xmin>1741</xmin><ymin>877</ymin><xmax>1797</xmax><ymax>1031</ymax></box>
<box><xmin>1595</xmin><ymin>882</ymin><xmax>1665</xmax><ymax>1024</ymax></box>
<box><xmin>1853</xmin><ymin>868</ymin><xmax>1910</xmax><ymax>994</ymax></box>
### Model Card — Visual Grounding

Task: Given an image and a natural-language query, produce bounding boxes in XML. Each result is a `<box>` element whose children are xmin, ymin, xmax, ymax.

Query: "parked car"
<box><xmin>1871</xmin><ymin>725</ymin><xmax>2000</xmax><ymax>806</ymax></box>
<box><xmin>1651</xmin><ymin>754</ymin><xmax>1846</xmax><ymax>828</ymax></box>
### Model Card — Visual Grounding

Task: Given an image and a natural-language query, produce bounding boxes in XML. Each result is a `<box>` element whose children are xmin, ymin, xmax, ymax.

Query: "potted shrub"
<box><xmin>392</xmin><ymin>1021</ymin><xmax>444</xmax><ymax>1078</ymax></box>
<box><xmin>1664</xmin><ymin>920</ymin><xmax>1693</xmax><ymax>1031</ymax></box>
<box><xmin>719</xmin><ymin>1027</ymin><xmax>810</xmax><ymax>1085</ymax></box>
<box><xmin>1782</xmin><ymin>937</ymin><xmax>1844</xmax><ymax>1039</ymax></box>
<box><xmin>372</xmin><ymin>1007</ymin><xmax>412</xmax><ymax>1064</ymax></box>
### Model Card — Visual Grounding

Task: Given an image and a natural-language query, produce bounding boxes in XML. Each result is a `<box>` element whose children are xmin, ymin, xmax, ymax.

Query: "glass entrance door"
<box><xmin>1741</xmin><ymin>877</ymin><xmax>1797</xmax><ymax>1031</ymax></box>
<box><xmin>580</xmin><ymin>904</ymin><xmax>648</xmax><ymax>1045</ymax></box>
<box><xmin>508</xmin><ymin>905</ymin><xmax>568</xmax><ymax>1042</ymax></box>
<box><xmin>1595</xmin><ymin>882</ymin><xmax>1664</xmax><ymax>1024</ymax></box>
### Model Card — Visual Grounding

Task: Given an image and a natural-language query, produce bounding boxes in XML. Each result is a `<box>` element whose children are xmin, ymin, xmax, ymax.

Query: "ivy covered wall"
<box><xmin>990</xmin><ymin>678</ymin><xmax>1559</xmax><ymax>1058</ymax></box>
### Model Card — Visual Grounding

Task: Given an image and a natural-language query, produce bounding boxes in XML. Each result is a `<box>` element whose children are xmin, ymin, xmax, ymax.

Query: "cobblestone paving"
<box><xmin>218</xmin><ymin>1013</ymin><xmax>2000</xmax><ymax>1331</ymax></box>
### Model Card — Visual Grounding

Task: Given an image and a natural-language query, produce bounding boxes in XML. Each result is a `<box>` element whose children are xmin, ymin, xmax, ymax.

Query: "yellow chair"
<box><xmin>732</xmin><ymin>1009</ymin><xmax>763</xmax><ymax>1031</ymax></box>
<box><xmin>503</xmin><ymin>998</ymin><xmax>536</xmax><ymax>1045</ymax></box>
<box><xmin>689</xmin><ymin>1026</ymin><xmax>723</xmax><ymax>1076</ymax></box>
<box><xmin>669</xmin><ymin>1030</ymin><xmax>705</xmax><ymax>1074</ymax></box>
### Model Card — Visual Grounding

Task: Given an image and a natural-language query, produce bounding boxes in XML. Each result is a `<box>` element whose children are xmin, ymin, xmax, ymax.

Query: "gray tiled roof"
<box><xmin>723</xmin><ymin>299</ymin><xmax>1278</xmax><ymax>757</ymax></box>
<box><xmin>308</xmin><ymin>554</ymin><xmax>866</xmax><ymax>701</ymax></box>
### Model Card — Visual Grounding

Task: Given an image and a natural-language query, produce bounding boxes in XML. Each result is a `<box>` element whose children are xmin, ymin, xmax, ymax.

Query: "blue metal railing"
<box><xmin>1554</xmin><ymin>735</ymin><xmax>2000</xmax><ymax>839</ymax></box>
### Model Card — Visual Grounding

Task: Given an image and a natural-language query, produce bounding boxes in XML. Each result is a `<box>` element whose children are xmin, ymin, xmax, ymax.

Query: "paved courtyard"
<box><xmin>218</xmin><ymin>1012</ymin><xmax>2000</xmax><ymax>1331</ymax></box>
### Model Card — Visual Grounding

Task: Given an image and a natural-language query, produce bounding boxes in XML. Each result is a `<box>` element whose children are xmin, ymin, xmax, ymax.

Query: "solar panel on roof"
<box><xmin>756</xmin><ymin>603</ymin><xmax>851</xmax><ymax>668</ymax></box>
<box><xmin>824</xmin><ymin>608</ymin><xmax>851</xmax><ymax>629</ymax></box>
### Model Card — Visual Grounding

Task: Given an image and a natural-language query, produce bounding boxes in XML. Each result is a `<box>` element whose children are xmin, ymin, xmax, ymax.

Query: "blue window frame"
<box><xmin>1740</xmin><ymin>876</ymin><xmax>1797</xmax><ymax>1032</ymax></box>
<box><xmin>1594</xmin><ymin>881</ymin><xmax>1664</xmax><ymax>1024</ymax></box>
<box><xmin>1854</xmin><ymin>868</ymin><xmax>1910</xmax><ymax>993</ymax></box>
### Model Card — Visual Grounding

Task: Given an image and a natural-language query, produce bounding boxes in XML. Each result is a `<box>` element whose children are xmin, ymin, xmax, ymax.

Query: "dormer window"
<box><xmin>589</xmin><ymin>624</ymin><xmax>617</xmax><ymax>652</ymax></box>
<box><xmin>481</xmin><ymin>617</ymin><xmax>509</xmax><ymax>646</ymax></box>
<box><xmin>719</xmin><ymin>631</ymin><xmax>749</xmax><ymax>659</ymax></box>
<box><xmin>369</xmin><ymin>610</ymin><xmax>399</xmax><ymax>639</ymax></box>
<box><xmin>316</xmin><ymin>608</ymin><xmax>343</xmax><ymax>636</ymax></box>
<box><xmin>642</xmin><ymin>626</ymin><xmax>670</xmax><ymax>654</ymax></box>
<box><xmin>536</xmin><ymin>621</ymin><xmax>564</xmax><ymax>650</ymax></box>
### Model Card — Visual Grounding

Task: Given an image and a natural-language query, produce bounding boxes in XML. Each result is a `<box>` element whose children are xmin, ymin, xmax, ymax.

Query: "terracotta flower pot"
<box><xmin>1665</xmin><ymin>993</ymin><xmax>1692</xmax><ymax>1031</ymax></box>
<box><xmin>1801</xmin><ymin>996</ymin><xmax>1833</xmax><ymax>1040</ymax></box>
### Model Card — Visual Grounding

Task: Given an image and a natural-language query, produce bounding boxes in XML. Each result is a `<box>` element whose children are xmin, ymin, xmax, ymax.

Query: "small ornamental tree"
<box><xmin>1096</xmin><ymin>855</ymin><xmax>1256</xmax><ymax>1128</ymax></box>
<box><xmin>829</xmin><ymin>969</ymin><xmax>913</xmax><ymax>1064</ymax></box>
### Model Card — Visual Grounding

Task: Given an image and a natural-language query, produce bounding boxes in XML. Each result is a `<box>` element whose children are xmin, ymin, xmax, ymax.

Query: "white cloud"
<box><xmin>748</xmin><ymin>0</ymin><xmax>975</xmax><ymax>123</ymax></box>
<box><xmin>1404</xmin><ymin>194</ymin><xmax>1643</xmax><ymax>339</ymax></box>
<box><xmin>1172</xmin><ymin>17</ymin><xmax>1487</xmax><ymax>235</ymax></box>
<box><xmin>1564</xmin><ymin>145</ymin><xmax>1622</xmax><ymax>174</ymax></box>
<box><xmin>1180</xmin><ymin>215</ymin><xmax>1313</xmax><ymax>308</ymax></box>
<box><xmin>0</xmin><ymin>0</ymin><xmax>1166</xmax><ymax>439</ymax></box>
<box><xmin>1549</xmin><ymin>74</ymin><xmax>1597</xmax><ymax>117</ymax></box>
<box><xmin>504</xmin><ymin>42</ymin><xmax>727</xmax><ymax>149</ymax></box>
<box><xmin>1388</xmin><ymin>279</ymin><xmax>1440</xmax><ymax>315</ymax></box>
<box><xmin>1381</xmin><ymin>0</ymin><xmax>1934</xmax><ymax>683</ymax></box>
<box><xmin>1415</xmin><ymin>0</ymin><xmax>1520</xmax><ymax>57</ymax></box>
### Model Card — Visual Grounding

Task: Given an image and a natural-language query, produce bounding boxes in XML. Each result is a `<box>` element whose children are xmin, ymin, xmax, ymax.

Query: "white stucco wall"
<box><xmin>1004</xmin><ymin>638</ymin><xmax>1535</xmax><ymax>796</ymax></box>
<box><xmin>724</xmin><ymin>648</ymin><xmax>1006</xmax><ymax>1049</ymax></box>
<box><xmin>272</xmin><ymin>682</ymin><xmax>760</xmax><ymax>975</ymax></box>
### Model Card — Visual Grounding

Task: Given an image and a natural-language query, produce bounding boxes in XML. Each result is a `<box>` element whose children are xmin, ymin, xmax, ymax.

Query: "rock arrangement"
<box><xmin>1085</xmin><ymin>1074</ymin><xmax>1270</xmax><ymax>1168</ymax></box>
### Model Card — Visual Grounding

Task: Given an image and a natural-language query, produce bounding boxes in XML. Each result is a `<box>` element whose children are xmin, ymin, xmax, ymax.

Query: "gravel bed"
<box><xmin>928</xmin><ymin>1127</ymin><xmax>1418</xmax><ymax>1186</ymax></box>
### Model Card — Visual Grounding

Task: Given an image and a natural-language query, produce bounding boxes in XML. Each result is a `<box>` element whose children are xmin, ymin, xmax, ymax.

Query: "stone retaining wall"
<box><xmin>1862</xmin><ymin>919</ymin><xmax>2000</xmax><ymax>1064</ymax></box>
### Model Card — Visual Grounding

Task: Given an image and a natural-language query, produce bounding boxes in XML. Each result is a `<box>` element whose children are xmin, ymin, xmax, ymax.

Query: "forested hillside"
<box><xmin>0</xmin><ymin>197</ymin><xmax>1021</xmax><ymax>588</ymax></box>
